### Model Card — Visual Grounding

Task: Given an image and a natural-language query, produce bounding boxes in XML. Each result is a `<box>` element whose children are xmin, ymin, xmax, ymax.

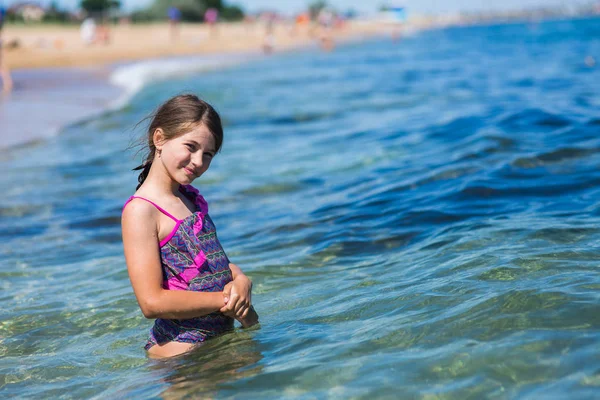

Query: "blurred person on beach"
<box><xmin>80</xmin><ymin>17</ymin><xmax>96</xmax><ymax>45</ymax></box>
<box><xmin>383</xmin><ymin>2</ymin><xmax>408</xmax><ymax>43</ymax></box>
<box><xmin>290</xmin><ymin>12</ymin><xmax>309</xmax><ymax>37</ymax></box>
<box><xmin>317</xmin><ymin>8</ymin><xmax>335</xmax><ymax>52</ymax></box>
<box><xmin>96</xmin><ymin>18</ymin><xmax>111</xmax><ymax>45</ymax></box>
<box><xmin>122</xmin><ymin>94</ymin><xmax>259</xmax><ymax>358</ymax></box>
<box><xmin>205</xmin><ymin>8</ymin><xmax>219</xmax><ymax>37</ymax></box>
<box><xmin>0</xmin><ymin>4</ymin><xmax>12</xmax><ymax>93</ymax></box>
<box><xmin>168</xmin><ymin>6</ymin><xmax>181</xmax><ymax>42</ymax></box>
<box><xmin>262</xmin><ymin>12</ymin><xmax>276</xmax><ymax>54</ymax></box>
<box><xmin>81</xmin><ymin>16</ymin><xmax>110</xmax><ymax>46</ymax></box>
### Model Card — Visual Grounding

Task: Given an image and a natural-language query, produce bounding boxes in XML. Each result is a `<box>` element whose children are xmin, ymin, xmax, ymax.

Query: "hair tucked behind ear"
<box><xmin>133</xmin><ymin>94</ymin><xmax>224</xmax><ymax>190</ymax></box>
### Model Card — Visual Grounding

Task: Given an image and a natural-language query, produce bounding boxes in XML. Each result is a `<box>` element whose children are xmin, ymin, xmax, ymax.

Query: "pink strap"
<box><xmin>124</xmin><ymin>196</ymin><xmax>181</xmax><ymax>222</ymax></box>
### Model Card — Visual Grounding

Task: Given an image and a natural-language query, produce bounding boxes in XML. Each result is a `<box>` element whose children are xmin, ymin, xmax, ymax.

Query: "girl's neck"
<box><xmin>141</xmin><ymin>162</ymin><xmax>182</xmax><ymax>197</ymax></box>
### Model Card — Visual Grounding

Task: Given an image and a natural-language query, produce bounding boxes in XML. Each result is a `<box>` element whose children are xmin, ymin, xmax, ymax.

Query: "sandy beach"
<box><xmin>3</xmin><ymin>20</ymin><xmax>395</xmax><ymax>70</ymax></box>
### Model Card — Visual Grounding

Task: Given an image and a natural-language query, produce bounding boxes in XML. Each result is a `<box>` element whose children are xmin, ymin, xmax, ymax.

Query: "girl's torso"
<box><xmin>124</xmin><ymin>184</ymin><xmax>234</xmax><ymax>349</ymax></box>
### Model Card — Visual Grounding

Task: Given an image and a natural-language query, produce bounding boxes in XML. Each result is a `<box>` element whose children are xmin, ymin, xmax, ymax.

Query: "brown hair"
<box><xmin>133</xmin><ymin>94</ymin><xmax>223</xmax><ymax>189</ymax></box>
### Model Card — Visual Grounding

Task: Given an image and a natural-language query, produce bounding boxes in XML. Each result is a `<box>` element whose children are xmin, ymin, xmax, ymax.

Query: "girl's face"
<box><xmin>155</xmin><ymin>124</ymin><xmax>217</xmax><ymax>185</ymax></box>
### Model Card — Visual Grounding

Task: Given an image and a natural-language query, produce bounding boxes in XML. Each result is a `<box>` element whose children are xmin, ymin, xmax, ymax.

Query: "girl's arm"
<box><xmin>122</xmin><ymin>200</ymin><xmax>225</xmax><ymax>319</ymax></box>
<box><xmin>229</xmin><ymin>263</ymin><xmax>247</xmax><ymax>280</ymax></box>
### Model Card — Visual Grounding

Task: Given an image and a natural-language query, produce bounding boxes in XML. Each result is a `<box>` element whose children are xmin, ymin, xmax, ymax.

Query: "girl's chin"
<box><xmin>176</xmin><ymin>175</ymin><xmax>195</xmax><ymax>185</ymax></box>
<box><xmin>179</xmin><ymin>170</ymin><xmax>203</xmax><ymax>184</ymax></box>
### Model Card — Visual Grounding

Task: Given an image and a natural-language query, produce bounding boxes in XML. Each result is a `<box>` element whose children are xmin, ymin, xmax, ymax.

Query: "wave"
<box><xmin>0</xmin><ymin>53</ymin><xmax>254</xmax><ymax>150</ymax></box>
<box><xmin>108</xmin><ymin>53</ymin><xmax>253</xmax><ymax>109</ymax></box>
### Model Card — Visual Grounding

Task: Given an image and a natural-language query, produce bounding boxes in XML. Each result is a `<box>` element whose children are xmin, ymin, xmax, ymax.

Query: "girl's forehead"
<box><xmin>180</xmin><ymin>125</ymin><xmax>215</xmax><ymax>145</ymax></box>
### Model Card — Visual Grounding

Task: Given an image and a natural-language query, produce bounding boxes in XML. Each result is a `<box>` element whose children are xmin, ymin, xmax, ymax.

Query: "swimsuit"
<box><xmin>123</xmin><ymin>185</ymin><xmax>234</xmax><ymax>350</ymax></box>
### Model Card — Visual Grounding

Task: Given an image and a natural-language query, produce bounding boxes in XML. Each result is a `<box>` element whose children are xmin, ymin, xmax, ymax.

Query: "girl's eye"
<box><xmin>204</xmin><ymin>152</ymin><xmax>214</xmax><ymax>159</ymax></box>
<box><xmin>185</xmin><ymin>144</ymin><xmax>196</xmax><ymax>151</ymax></box>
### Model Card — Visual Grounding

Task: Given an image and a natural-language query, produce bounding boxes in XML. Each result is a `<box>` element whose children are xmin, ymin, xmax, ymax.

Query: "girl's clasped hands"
<box><xmin>220</xmin><ymin>272</ymin><xmax>258</xmax><ymax>328</ymax></box>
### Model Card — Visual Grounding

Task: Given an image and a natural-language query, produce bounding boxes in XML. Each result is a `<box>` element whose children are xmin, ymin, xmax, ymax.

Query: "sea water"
<box><xmin>1</xmin><ymin>17</ymin><xmax>600</xmax><ymax>398</ymax></box>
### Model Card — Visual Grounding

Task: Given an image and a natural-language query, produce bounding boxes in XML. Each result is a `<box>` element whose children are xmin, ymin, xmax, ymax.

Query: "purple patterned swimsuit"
<box><xmin>123</xmin><ymin>185</ymin><xmax>234</xmax><ymax>350</ymax></box>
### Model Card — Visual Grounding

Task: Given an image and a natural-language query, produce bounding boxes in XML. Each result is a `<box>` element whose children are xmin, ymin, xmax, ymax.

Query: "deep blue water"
<box><xmin>1</xmin><ymin>17</ymin><xmax>600</xmax><ymax>398</ymax></box>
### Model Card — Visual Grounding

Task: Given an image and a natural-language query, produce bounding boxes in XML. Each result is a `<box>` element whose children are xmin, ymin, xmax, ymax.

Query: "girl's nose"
<box><xmin>192</xmin><ymin>153</ymin><xmax>204</xmax><ymax>167</ymax></box>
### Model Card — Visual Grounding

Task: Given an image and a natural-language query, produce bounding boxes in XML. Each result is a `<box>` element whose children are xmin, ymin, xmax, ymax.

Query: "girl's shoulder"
<box><xmin>122</xmin><ymin>195</ymin><xmax>161</xmax><ymax>220</ymax></box>
<box><xmin>121</xmin><ymin>197</ymin><xmax>162</xmax><ymax>242</ymax></box>
<box><xmin>122</xmin><ymin>185</ymin><xmax>171</xmax><ymax>219</ymax></box>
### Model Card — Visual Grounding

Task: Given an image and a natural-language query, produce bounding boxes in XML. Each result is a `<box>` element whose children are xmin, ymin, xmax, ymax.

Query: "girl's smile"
<box><xmin>184</xmin><ymin>167</ymin><xmax>195</xmax><ymax>177</ymax></box>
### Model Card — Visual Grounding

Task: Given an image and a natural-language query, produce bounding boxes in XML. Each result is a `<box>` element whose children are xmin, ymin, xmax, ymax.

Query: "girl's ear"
<box><xmin>153</xmin><ymin>128</ymin><xmax>165</xmax><ymax>151</ymax></box>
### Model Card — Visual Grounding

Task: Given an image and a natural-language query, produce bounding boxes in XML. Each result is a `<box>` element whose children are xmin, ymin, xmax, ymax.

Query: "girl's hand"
<box><xmin>219</xmin><ymin>275</ymin><xmax>252</xmax><ymax>319</ymax></box>
<box><xmin>237</xmin><ymin>306</ymin><xmax>259</xmax><ymax>328</ymax></box>
<box><xmin>221</xmin><ymin>281</ymin><xmax>237</xmax><ymax>319</ymax></box>
<box><xmin>222</xmin><ymin>281</ymin><xmax>233</xmax><ymax>307</ymax></box>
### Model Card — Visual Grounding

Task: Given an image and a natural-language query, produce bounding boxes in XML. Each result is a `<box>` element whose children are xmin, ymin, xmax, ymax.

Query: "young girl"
<box><xmin>122</xmin><ymin>94</ymin><xmax>259</xmax><ymax>358</ymax></box>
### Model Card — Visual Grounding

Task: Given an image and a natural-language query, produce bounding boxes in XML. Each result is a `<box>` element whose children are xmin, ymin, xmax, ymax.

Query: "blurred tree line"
<box><xmin>129</xmin><ymin>0</ymin><xmax>244</xmax><ymax>22</ymax></box>
<box><xmin>2</xmin><ymin>1</ymin><xmax>75</xmax><ymax>23</ymax></box>
<box><xmin>3</xmin><ymin>0</ymin><xmax>243</xmax><ymax>24</ymax></box>
<box><xmin>80</xmin><ymin>0</ymin><xmax>121</xmax><ymax>15</ymax></box>
<box><xmin>308</xmin><ymin>0</ymin><xmax>327</xmax><ymax>19</ymax></box>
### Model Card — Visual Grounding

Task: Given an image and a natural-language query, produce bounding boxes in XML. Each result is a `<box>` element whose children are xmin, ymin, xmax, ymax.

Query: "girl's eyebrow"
<box><xmin>185</xmin><ymin>140</ymin><xmax>203</xmax><ymax>147</ymax></box>
<box><xmin>185</xmin><ymin>140</ymin><xmax>215</xmax><ymax>153</ymax></box>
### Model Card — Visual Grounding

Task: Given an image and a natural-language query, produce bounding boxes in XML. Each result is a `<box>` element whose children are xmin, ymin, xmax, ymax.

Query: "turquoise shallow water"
<box><xmin>2</xmin><ymin>17</ymin><xmax>600</xmax><ymax>398</ymax></box>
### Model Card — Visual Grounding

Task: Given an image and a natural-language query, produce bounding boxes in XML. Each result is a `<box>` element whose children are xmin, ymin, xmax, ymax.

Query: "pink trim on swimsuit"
<box><xmin>123</xmin><ymin>196</ymin><xmax>183</xmax><ymax>247</ymax></box>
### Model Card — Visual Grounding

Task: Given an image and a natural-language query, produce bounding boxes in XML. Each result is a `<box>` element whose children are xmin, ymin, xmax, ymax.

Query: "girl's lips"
<box><xmin>184</xmin><ymin>168</ymin><xmax>195</xmax><ymax>176</ymax></box>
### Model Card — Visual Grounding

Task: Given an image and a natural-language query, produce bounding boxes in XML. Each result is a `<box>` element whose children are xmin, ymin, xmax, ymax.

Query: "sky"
<box><xmin>4</xmin><ymin>0</ymin><xmax>587</xmax><ymax>15</ymax></box>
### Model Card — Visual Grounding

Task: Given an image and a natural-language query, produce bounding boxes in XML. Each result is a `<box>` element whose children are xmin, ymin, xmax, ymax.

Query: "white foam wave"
<box><xmin>0</xmin><ymin>54</ymin><xmax>254</xmax><ymax>149</ymax></box>
<box><xmin>108</xmin><ymin>53</ymin><xmax>253</xmax><ymax>109</ymax></box>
